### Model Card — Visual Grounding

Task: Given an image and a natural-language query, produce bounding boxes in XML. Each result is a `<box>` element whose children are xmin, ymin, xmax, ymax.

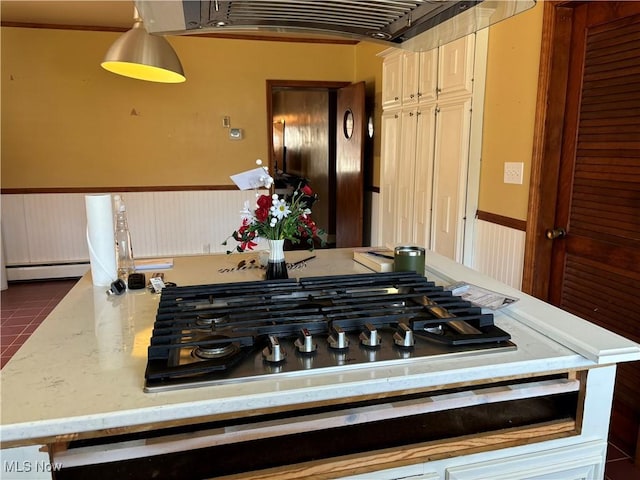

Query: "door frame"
<box><xmin>266</xmin><ymin>79</ymin><xmax>353</xmax><ymax>245</ymax></box>
<box><xmin>521</xmin><ymin>1</ymin><xmax>575</xmax><ymax>298</ymax></box>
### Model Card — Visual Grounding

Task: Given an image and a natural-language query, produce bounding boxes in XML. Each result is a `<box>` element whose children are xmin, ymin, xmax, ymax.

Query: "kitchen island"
<box><xmin>1</xmin><ymin>248</ymin><xmax>639</xmax><ymax>479</ymax></box>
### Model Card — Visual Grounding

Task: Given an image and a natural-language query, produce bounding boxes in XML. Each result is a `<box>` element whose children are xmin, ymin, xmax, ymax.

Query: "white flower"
<box><xmin>240</xmin><ymin>200</ymin><xmax>255</xmax><ymax>221</ymax></box>
<box><xmin>270</xmin><ymin>198</ymin><xmax>291</xmax><ymax>219</ymax></box>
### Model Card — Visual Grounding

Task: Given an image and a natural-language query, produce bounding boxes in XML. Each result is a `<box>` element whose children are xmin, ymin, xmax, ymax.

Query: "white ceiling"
<box><xmin>1</xmin><ymin>1</ymin><xmax>136</xmax><ymax>30</ymax></box>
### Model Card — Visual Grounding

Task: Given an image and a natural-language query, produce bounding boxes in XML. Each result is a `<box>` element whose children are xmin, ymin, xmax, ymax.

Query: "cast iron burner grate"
<box><xmin>144</xmin><ymin>272</ymin><xmax>515</xmax><ymax>392</ymax></box>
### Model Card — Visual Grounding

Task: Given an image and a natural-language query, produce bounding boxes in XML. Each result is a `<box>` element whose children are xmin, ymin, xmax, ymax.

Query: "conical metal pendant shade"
<box><xmin>101</xmin><ymin>15</ymin><xmax>185</xmax><ymax>83</ymax></box>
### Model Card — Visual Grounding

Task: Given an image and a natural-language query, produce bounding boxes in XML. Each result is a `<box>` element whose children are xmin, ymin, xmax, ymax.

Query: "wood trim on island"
<box><xmin>476</xmin><ymin>210</ymin><xmax>527</xmax><ymax>232</ymax></box>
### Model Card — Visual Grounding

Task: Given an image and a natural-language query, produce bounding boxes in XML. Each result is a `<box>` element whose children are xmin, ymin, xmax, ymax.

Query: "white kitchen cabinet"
<box><xmin>412</xmin><ymin>104</ymin><xmax>437</xmax><ymax>249</ymax></box>
<box><xmin>402</xmin><ymin>51</ymin><xmax>421</xmax><ymax>105</ymax></box>
<box><xmin>396</xmin><ymin>109</ymin><xmax>419</xmax><ymax>243</ymax></box>
<box><xmin>431</xmin><ymin>97</ymin><xmax>472</xmax><ymax>261</ymax></box>
<box><xmin>418</xmin><ymin>47</ymin><xmax>439</xmax><ymax>104</ymax></box>
<box><xmin>382</xmin><ymin>51</ymin><xmax>403</xmax><ymax>108</ymax></box>
<box><xmin>445</xmin><ymin>441</ymin><xmax>606</xmax><ymax>480</ymax></box>
<box><xmin>378</xmin><ymin>33</ymin><xmax>482</xmax><ymax>261</ymax></box>
<box><xmin>393</xmin><ymin>104</ymin><xmax>437</xmax><ymax>247</ymax></box>
<box><xmin>438</xmin><ymin>35</ymin><xmax>475</xmax><ymax>99</ymax></box>
<box><xmin>378</xmin><ymin>110</ymin><xmax>401</xmax><ymax>248</ymax></box>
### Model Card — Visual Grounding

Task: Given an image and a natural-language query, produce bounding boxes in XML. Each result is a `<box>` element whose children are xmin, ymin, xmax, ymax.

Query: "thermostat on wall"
<box><xmin>229</xmin><ymin>128</ymin><xmax>243</xmax><ymax>140</ymax></box>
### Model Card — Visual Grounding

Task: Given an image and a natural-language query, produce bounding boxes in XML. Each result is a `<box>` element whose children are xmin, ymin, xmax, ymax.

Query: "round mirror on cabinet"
<box><xmin>343</xmin><ymin>110</ymin><xmax>354</xmax><ymax>139</ymax></box>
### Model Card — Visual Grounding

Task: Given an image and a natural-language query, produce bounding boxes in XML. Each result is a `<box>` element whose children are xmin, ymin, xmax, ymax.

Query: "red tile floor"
<box><xmin>1</xmin><ymin>279</ymin><xmax>639</xmax><ymax>479</ymax></box>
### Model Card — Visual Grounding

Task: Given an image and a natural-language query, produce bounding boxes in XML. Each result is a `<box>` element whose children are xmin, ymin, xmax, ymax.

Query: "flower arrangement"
<box><xmin>223</xmin><ymin>160</ymin><xmax>323</xmax><ymax>253</ymax></box>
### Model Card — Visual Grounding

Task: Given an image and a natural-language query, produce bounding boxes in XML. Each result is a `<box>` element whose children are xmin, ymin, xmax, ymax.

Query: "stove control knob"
<box><xmin>294</xmin><ymin>328</ymin><xmax>317</xmax><ymax>354</ymax></box>
<box><xmin>263</xmin><ymin>335</ymin><xmax>287</xmax><ymax>363</ymax></box>
<box><xmin>328</xmin><ymin>325</ymin><xmax>350</xmax><ymax>349</ymax></box>
<box><xmin>393</xmin><ymin>323</ymin><xmax>415</xmax><ymax>348</ymax></box>
<box><xmin>360</xmin><ymin>323</ymin><xmax>381</xmax><ymax>348</ymax></box>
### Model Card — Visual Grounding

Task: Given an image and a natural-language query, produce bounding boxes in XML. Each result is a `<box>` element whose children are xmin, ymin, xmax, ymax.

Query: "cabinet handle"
<box><xmin>395</xmin><ymin>96</ymin><xmax>399</xmax><ymax>100</ymax></box>
<box><xmin>417</xmin><ymin>92</ymin><xmax>422</xmax><ymax>97</ymax></box>
<box><xmin>410</xmin><ymin>94</ymin><xmax>415</xmax><ymax>99</ymax></box>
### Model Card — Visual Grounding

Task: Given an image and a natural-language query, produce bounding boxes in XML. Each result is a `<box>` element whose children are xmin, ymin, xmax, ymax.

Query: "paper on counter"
<box><xmin>230</xmin><ymin>167</ymin><xmax>271</xmax><ymax>190</ymax></box>
<box><xmin>445</xmin><ymin>281</ymin><xmax>518</xmax><ymax>310</ymax></box>
<box><xmin>135</xmin><ymin>258</ymin><xmax>174</xmax><ymax>270</ymax></box>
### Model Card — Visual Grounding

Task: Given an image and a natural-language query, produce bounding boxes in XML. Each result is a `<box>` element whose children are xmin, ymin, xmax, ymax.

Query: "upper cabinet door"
<box><xmin>402</xmin><ymin>52</ymin><xmax>420</xmax><ymax>105</ymax></box>
<box><xmin>418</xmin><ymin>49</ymin><xmax>438</xmax><ymax>104</ymax></box>
<box><xmin>438</xmin><ymin>35</ymin><xmax>475</xmax><ymax>99</ymax></box>
<box><xmin>382</xmin><ymin>51</ymin><xmax>403</xmax><ymax>108</ymax></box>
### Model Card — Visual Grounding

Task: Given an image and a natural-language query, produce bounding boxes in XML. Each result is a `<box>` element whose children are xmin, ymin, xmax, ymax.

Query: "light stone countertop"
<box><xmin>1</xmin><ymin>248</ymin><xmax>638</xmax><ymax>447</ymax></box>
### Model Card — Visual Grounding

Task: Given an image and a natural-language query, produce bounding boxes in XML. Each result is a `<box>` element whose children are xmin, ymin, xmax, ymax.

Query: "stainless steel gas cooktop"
<box><xmin>144</xmin><ymin>272</ymin><xmax>515</xmax><ymax>392</ymax></box>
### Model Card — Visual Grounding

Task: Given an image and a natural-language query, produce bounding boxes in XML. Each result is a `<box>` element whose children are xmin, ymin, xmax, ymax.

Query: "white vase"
<box><xmin>266</xmin><ymin>239</ymin><xmax>288</xmax><ymax>280</ymax></box>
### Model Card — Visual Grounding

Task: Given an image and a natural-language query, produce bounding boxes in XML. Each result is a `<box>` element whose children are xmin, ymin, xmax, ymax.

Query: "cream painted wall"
<box><xmin>1</xmin><ymin>27</ymin><xmax>371</xmax><ymax>188</ymax></box>
<box><xmin>3</xmin><ymin>13</ymin><xmax>543</xmax><ymax>223</ymax></box>
<box><xmin>478</xmin><ymin>2</ymin><xmax>544</xmax><ymax>220</ymax></box>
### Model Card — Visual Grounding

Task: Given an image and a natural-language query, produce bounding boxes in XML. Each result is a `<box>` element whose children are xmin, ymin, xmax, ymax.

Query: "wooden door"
<box><xmin>336</xmin><ymin>82</ymin><xmax>366</xmax><ymax>247</ymax></box>
<box><xmin>537</xmin><ymin>1</ymin><xmax>640</xmax><ymax>457</ymax></box>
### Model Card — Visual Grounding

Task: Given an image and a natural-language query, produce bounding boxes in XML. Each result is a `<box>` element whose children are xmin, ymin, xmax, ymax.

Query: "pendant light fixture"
<box><xmin>101</xmin><ymin>8</ymin><xmax>185</xmax><ymax>83</ymax></box>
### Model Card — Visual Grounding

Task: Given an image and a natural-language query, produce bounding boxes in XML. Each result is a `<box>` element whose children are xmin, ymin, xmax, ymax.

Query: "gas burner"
<box><xmin>192</xmin><ymin>335</ymin><xmax>239</xmax><ymax>360</ymax></box>
<box><xmin>196</xmin><ymin>313</ymin><xmax>228</xmax><ymax>327</ymax></box>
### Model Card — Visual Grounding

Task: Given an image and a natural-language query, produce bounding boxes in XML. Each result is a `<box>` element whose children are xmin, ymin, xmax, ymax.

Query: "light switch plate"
<box><xmin>504</xmin><ymin>162</ymin><xmax>524</xmax><ymax>184</ymax></box>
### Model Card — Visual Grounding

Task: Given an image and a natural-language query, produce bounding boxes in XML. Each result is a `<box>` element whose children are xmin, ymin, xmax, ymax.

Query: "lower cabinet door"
<box><xmin>341</xmin><ymin>466</ymin><xmax>439</xmax><ymax>480</ymax></box>
<box><xmin>445</xmin><ymin>441</ymin><xmax>606</xmax><ymax>480</ymax></box>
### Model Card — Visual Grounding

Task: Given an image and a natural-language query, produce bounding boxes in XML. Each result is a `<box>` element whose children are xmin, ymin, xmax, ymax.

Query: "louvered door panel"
<box><xmin>551</xmin><ymin>5</ymin><xmax>640</xmax><ymax>455</ymax></box>
<box><xmin>568</xmin><ymin>15</ymin><xmax>640</xmax><ymax>251</ymax></box>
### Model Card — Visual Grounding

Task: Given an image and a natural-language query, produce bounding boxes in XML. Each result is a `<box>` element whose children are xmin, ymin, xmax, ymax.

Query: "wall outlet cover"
<box><xmin>504</xmin><ymin>162</ymin><xmax>524</xmax><ymax>185</ymax></box>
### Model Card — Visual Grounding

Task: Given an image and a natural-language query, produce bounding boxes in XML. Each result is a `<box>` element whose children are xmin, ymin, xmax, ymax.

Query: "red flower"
<box><xmin>255</xmin><ymin>195</ymin><xmax>271</xmax><ymax>222</ymax></box>
<box><xmin>238</xmin><ymin>218</ymin><xmax>251</xmax><ymax>234</ymax></box>
<box><xmin>240</xmin><ymin>239</ymin><xmax>257</xmax><ymax>251</ymax></box>
<box><xmin>301</xmin><ymin>185</ymin><xmax>313</xmax><ymax>196</ymax></box>
<box><xmin>257</xmin><ymin>195</ymin><xmax>271</xmax><ymax>208</ymax></box>
<box><xmin>297</xmin><ymin>215</ymin><xmax>317</xmax><ymax>237</ymax></box>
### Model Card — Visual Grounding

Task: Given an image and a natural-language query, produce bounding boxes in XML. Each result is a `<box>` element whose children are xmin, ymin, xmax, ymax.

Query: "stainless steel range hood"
<box><xmin>135</xmin><ymin>0</ymin><xmax>536</xmax><ymax>52</ymax></box>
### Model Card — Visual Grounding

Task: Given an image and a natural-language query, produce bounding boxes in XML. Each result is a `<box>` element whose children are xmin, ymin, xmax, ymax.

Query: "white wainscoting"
<box><xmin>1</xmin><ymin>191</ymin><xmax>263</xmax><ymax>280</ymax></box>
<box><xmin>471</xmin><ymin>219</ymin><xmax>526</xmax><ymax>290</ymax></box>
<box><xmin>1</xmin><ymin>192</ymin><xmax>525</xmax><ymax>286</ymax></box>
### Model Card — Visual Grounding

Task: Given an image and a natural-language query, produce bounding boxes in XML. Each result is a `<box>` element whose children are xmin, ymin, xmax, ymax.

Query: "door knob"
<box><xmin>545</xmin><ymin>227</ymin><xmax>566</xmax><ymax>240</ymax></box>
